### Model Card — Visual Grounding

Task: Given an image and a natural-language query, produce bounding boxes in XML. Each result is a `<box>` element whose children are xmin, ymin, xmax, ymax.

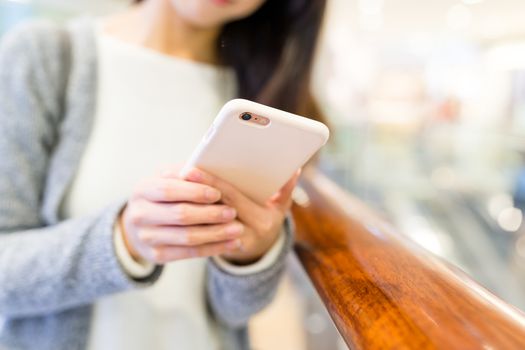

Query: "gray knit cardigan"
<box><xmin>0</xmin><ymin>18</ymin><xmax>292</xmax><ymax>350</ymax></box>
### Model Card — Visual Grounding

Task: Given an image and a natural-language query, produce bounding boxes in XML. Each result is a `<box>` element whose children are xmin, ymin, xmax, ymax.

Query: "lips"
<box><xmin>211</xmin><ymin>0</ymin><xmax>233</xmax><ymax>5</ymax></box>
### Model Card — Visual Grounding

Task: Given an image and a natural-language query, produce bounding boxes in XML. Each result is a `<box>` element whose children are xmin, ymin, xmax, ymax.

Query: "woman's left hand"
<box><xmin>183</xmin><ymin>167</ymin><xmax>301</xmax><ymax>265</ymax></box>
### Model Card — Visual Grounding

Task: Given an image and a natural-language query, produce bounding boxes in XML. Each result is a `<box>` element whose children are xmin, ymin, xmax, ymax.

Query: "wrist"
<box><xmin>220</xmin><ymin>231</ymin><xmax>280</xmax><ymax>266</ymax></box>
<box><xmin>213</xmin><ymin>229</ymin><xmax>287</xmax><ymax>274</ymax></box>
<box><xmin>118</xmin><ymin>209</ymin><xmax>143</xmax><ymax>263</ymax></box>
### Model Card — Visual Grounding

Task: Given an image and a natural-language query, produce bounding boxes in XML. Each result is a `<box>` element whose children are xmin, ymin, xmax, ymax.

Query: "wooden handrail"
<box><xmin>291</xmin><ymin>168</ymin><xmax>525</xmax><ymax>349</ymax></box>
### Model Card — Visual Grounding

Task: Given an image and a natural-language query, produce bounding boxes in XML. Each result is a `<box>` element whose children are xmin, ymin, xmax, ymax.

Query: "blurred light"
<box><xmin>497</xmin><ymin>207</ymin><xmax>523</xmax><ymax>233</ymax></box>
<box><xmin>411</xmin><ymin>229</ymin><xmax>443</xmax><ymax>255</ymax></box>
<box><xmin>461</xmin><ymin>0</ymin><xmax>483</xmax><ymax>4</ymax></box>
<box><xmin>404</xmin><ymin>216</ymin><xmax>453</xmax><ymax>256</ymax></box>
<box><xmin>358</xmin><ymin>15</ymin><xmax>383</xmax><ymax>32</ymax></box>
<box><xmin>480</xmin><ymin>19</ymin><xmax>507</xmax><ymax>40</ymax></box>
<box><xmin>486</xmin><ymin>42</ymin><xmax>525</xmax><ymax>71</ymax></box>
<box><xmin>358</xmin><ymin>0</ymin><xmax>383</xmax><ymax>15</ymax></box>
<box><xmin>305</xmin><ymin>313</ymin><xmax>327</xmax><ymax>334</ymax></box>
<box><xmin>447</xmin><ymin>4</ymin><xmax>472</xmax><ymax>31</ymax></box>
<box><xmin>292</xmin><ymin>186</ymin><xmax>310</xmax><ymax>207</ymax></box>
<box><xmin>365</xmin><ymin>224</ymin><xmax>386</xmax><ymax>238</ymax></box>
<box><xmin>406</xmin><ymin>32</ymin><xmax>433</xmax><ymax>57</ymax></box>
<box><xmin>357</xmin><ymin>0</ymin><xmax>383</xmax><ymax>32</ymax></box>
<box><xmin>4</xmin><ymin>0</ymin><xmax>30</xmax><ymax>3</ymax></box>
<box><xmin>487</xmin><ymin>193</ymin><xmax>514</xmax><ymax>219</ymax></box>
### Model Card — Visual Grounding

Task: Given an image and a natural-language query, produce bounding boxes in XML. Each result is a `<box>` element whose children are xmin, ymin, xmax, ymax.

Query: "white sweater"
<box><xmin>60</xmin><ymin>22</ymin><xmax>284</xmax><ymax>350</ymax></box>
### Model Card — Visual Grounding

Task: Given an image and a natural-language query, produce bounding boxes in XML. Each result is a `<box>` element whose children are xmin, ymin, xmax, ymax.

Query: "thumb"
<box><xmin>269</xmin><ymin>168</ymin><xmax>302</xmax><ymax>210</ymax></box>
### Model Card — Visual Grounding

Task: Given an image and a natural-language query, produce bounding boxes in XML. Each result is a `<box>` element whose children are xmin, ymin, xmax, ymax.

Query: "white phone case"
<box><xmin>181</xmin><ymin>99</ymin><xmax>329</xmax><ymax>204</ymax></box>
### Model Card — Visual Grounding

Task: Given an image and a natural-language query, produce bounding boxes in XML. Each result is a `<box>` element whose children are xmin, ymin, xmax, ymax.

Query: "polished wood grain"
<box><xmin>292</xmin><ymin>168</ymin><xmax>525</xmax><ymax>350</ymax></box>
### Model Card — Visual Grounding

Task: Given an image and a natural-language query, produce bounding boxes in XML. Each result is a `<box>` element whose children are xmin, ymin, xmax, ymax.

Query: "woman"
<box><xmin>0</xmin><ymin>0</ymin><xmax>326</xmax><ymax>349</ymax></box>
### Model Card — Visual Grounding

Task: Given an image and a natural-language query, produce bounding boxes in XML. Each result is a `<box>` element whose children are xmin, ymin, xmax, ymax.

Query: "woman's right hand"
<box><xmin>118</xmin><ymin>167</ymin><xmax>244</xmax><ymax>264</ymax></box>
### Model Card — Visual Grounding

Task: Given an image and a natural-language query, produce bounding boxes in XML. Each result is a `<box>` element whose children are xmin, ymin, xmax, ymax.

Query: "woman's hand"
<box><xmin>183</xmin><ymin>167</ymin><xmax>301</xmax><ymax>265</ymax></box>
<box><xmin>119</xmin><ymin>167</ymin><xmax>245</xmax><ymax>264</ymax></box>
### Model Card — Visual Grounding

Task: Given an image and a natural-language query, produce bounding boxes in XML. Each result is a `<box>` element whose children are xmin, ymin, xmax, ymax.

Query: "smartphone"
<box><xmin>181</xmin><ymin>99</ymin><xmax>329</xmax><ymax>204</ymax></box>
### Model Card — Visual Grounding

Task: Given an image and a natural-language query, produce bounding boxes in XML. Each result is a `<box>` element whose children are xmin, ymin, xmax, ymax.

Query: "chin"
<box><xmin>183</xmin><ymin>13</ymin><xmax>230</xmax><ymax>29</ymax></box>
<box><xmin>169</xmin><ymin>0</ymin><xmax>265</xmax><ymax>28</ymax></box>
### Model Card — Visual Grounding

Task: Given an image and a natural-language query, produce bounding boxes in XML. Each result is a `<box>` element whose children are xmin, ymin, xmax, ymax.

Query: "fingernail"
<box><xmin>205</xmin><ymin>188</ymin><xmax>221</xmax><ymax>201</ymax></box>
<box><xmin>228</xmin><ymin>239</ymin><xmax>242</xmax><ymax>250</ymax></box>
<box><xmin>223</xmin><ymin>208</ymin><xmax>236</xmax><ymax>219</ymax></box>
<box><xmin>189</xmin><ymin>168</ymin><xmax>202</xmax><ymax>181</ymax></box>
<box><xmin>226</xmin><ymin>223</ymin><xmax>242</xmax><ymax>235</ymax></box>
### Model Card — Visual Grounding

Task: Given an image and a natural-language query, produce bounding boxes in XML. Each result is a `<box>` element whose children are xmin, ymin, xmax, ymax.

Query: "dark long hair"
<box><xmin>135</xmin><ymin>0</ymin><xmax>327</xmax><ymax>124</ymax></box>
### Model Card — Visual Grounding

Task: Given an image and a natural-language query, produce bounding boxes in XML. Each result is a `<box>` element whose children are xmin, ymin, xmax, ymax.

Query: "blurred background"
<box><xmin>3</xmin><ymin>0</ymin><xmax>525</xmax><ymax>349</ymax></box>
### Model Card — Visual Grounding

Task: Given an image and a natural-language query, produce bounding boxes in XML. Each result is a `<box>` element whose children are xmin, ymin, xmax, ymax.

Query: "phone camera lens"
<box><xmin>241</xmin><ymin>113</ymin><xmax>252</xmax><ymax>121</ymax></box>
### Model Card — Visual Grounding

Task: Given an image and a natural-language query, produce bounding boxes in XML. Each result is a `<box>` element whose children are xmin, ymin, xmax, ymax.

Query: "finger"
<box><xmin>152</xmin><ymin>239</ymin><xmax>242</xmax><ymax>263</ymax></box>
<box><xmin>156</xmin><ymin>164</ymin><xmax>184</xmax><ymax>178</ymax></box>
<box><xmin>135</xmin><ymin>177</ymin><xmax>221</xmax><ymax>204</ymax></box>
<box><xmin>270</xmin><ymin>168</ymin><xmax>301</xmax><ymax>210</ymax></box>
<box><xmin>128</xmin><ymin>201</ymin><xmax>237</xmax><ymax>226</ymax></box>
<box><xmin>183</xmin><ymin>168</ymin><xmax>266</xmax><ymax>228</ymax></box>
<box><xmin>138</xmin><ymin>222</ymin><xmax>244</xmax><ymax>246</ymax></box>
